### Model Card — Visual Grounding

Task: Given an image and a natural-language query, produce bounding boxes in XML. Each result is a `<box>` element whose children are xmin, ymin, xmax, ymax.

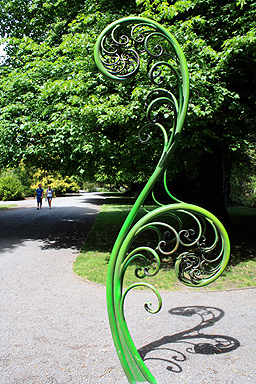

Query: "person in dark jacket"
<box><xmin>34</xmin><ymin>184</ymin><xmax>44</xmax><ymax>210</ymax></box>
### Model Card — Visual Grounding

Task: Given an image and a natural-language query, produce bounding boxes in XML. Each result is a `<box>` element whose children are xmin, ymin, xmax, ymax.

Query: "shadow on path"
<box><xmin>0</xmin><ymin>193</ymin><xmax>104</xmax><ymax>253</ymax></box>
<box><xmin>138</xmin><ymin>305</ymin><xmax>240</xmax><ymax>374</ymax></box>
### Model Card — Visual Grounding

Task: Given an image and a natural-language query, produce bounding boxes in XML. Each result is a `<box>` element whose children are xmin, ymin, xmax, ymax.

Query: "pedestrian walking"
<box><xmin>34</xmin><ymin>183</ymin><xmax>44</xmax><ymax>210</ymax></box>
<box><xmin>45</xmin><ymin>185</ymin><xmax>54</xmax><ymax>209</ymax></box>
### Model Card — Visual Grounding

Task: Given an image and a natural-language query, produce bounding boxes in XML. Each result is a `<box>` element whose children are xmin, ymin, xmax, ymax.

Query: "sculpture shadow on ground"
<box><xmin>138</xmin><ymin>305</ymin><xmax>240</xmax><ymax>374</ymax></box>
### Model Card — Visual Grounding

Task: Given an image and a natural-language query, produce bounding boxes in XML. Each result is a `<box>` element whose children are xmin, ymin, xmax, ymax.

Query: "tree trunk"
<box><xmin>197</xmin><ymin>145</ymin><xmax>232</xmax><ymax>231</ymax></box>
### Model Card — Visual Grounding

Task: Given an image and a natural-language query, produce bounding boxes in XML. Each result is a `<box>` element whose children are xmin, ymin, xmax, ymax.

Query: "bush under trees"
<box><xmin>0</xmin><ymin>167</ymin><xmax>81</xmax><ymax>200</ymax></box>
<box><xmin>0</xmin><ymin>171</ymin><xmax>24</xmax><ymax>200</ymax></box>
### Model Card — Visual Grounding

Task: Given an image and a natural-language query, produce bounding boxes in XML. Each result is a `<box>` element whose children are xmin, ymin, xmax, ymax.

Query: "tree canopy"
<box><xmin>0</xmin><ymin>0</ymin><xmax>89</xmax><ymax>44</ymax></box>
<box><xmin>0</xmin><ymin>0</ymin><xmax>255</xmax><ymax>208</ymax></box>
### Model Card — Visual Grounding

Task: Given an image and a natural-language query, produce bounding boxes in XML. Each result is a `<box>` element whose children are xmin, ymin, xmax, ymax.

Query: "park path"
<box><xmin>0</xmin><ymin>192</ymin><xmax>255</xmax><ymax>384</ymax></box>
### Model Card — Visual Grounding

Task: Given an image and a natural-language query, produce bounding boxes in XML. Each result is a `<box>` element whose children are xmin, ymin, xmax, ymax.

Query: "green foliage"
<box><xmin>227</xmin><ymin>147</ymin><xmax>256</xmax><ymax>207</ymax></box>
<box><xmin>230</xmin><ymin>172</ymin><xmax>256</xmax><ymax>207</ymax></box>
<box><xmin>30</xmin><ymin>170</ymin><xmax>80</xmax><ymax>196</ymax></box>
<box><xmin>0</xmin><ymin>0</ymin><xmax>86</xmax><ymax>44</ymax></box>
<box><xmin>0</xmin><ymin>2</ymin><xmax>144</xmax><ymax>182</ymax></box>
<box><xmin>0</xmin><ymin>165</ymin><xmax>80</xmax><ymax>200</ymax></box>
<box><xmin>135</xmin><ymin>0</ymin><xmax>256</xmax><ymax>174</ymax></box>
<box><xmin>82</xmin><ymin>181</ymin><xmax>115</xmax><ymax>192</ymax></box>
<box><xmin>13</xmin><ymin>163</ymin><xmax>38</xmax><ymax>196</ymax></box>
<box><xmin>0</xmin><ymin>171</ymin><xmax>25</xmax><ymax>200</ymax></box>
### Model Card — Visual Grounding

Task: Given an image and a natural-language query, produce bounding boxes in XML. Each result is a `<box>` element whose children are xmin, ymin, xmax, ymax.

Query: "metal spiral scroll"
<box><xmin>94</xmin><ymin>17</ymin><xmax>230</xmax><ymax>384</ymax></box>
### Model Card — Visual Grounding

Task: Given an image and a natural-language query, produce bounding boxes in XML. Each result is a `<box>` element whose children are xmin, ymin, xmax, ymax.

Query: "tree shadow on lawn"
<box><xmin>86</xmin><ymin>204</ymin><xmax>256</xmax><ymax>271</ymax></box>
<box><xmin>228</xmin><ymin>206</ymin><xmax>256</xmax><ymax>265</ymax></box>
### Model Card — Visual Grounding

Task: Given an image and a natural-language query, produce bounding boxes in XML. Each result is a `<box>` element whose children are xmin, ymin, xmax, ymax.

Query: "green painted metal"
<box><xmin>94</xmin><ymin>17</ymin><xmax>230</xmax><ymax>384</ymax></box>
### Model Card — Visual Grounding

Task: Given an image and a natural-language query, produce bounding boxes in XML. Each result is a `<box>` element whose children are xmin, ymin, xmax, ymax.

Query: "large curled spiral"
<box><xmin>94</xmin><ymin>16</ymin><xmax>230</xmax><ymax>384</ymax></box>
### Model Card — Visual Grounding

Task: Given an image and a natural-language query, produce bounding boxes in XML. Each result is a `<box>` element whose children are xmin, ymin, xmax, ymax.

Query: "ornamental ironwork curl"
<box><xmin>94</xmin><ymin>17</ymin><xmax>230</xmax><ymax>384</ymax></box>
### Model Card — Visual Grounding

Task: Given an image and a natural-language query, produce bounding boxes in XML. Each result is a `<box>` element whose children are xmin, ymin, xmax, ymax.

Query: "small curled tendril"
<box><xmin>121</xmin><ymin>246</ymin><xmax>161</xmax><ymax>279</ymax></box>
<box><xmin>111</xmin><ymin>24</ymin><xmax>130</xmax><ymax>46</ymax></box>
<box><xmin>146</xmin><ymin>97</ymin><xmax>177</xmax><ymax>127</ymax></box>
<box><xmin>120</xmin><ymin>282</ymin><xmax>162</xmax><ymax>319</ymax></box>
<box><xmin>145</xmin><ymin>88</ymin><xmax>179</xmax><ymax>112</ymax></box>
<box><xmin>138</xmin><ymin>122</ymin><xmax>168</xmax><ymax>146</ymax></box>
<box><xmin>131</xmin><ymin>23</ymin><xmax>155</xmax><ymax>44</ymax></box>
<box><xmin>101</xmin><ymin>35</ymin><xmax>117</xmax><ymax>55</ymax></box>
<box><xmin>135</xmin><ymin>221</ymin><xmax>180</xmax><ymax>256</ymax></box>
<box><xmin>144</xmin><ymin>32</ymin><xmax>168</xmax><ymax>58</ymax></box>
<box><xmin>178</xmin><ymin>210</ymin><xmax>202</xmax><ymax>247</ymax></box>
<box><xmin>148</xmin><ymin>61</ymin><xmax>180</xmax><ymax>88</ymax></box>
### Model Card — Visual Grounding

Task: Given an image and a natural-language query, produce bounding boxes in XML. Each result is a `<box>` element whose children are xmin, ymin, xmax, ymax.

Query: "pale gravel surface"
<box><xmin>0</xmin><ymin>192</ymin><xmax>255</xmax><ymax>384</ymax></box>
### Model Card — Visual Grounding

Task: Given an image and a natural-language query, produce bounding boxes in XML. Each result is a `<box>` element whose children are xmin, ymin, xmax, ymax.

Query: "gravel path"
<box><xmin>0</xmin><ymin>193</ymin><xmax>255</xmax><ymax>384</ymax></box>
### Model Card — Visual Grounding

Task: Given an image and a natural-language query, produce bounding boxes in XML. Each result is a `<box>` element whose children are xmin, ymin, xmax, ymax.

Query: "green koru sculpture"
<box><xmin>94</xmin><ymin>17</ymin><xmax>230</xmax><ymax>384</ymax></box>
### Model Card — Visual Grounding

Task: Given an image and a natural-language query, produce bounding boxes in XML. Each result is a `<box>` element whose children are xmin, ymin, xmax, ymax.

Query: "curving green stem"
<box><xmin>94</xmin><ymin>16</ymin><xmax>230</xmax><ymax>384</ymax></box>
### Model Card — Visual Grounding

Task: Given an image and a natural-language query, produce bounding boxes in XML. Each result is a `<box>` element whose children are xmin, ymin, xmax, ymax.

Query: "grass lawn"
<box><xmin>73</xmin><ymin>200</ymin><xmax>256</xmax><ymax>291</ymax></box>
<box><xmin>0</xmin><ymin>204</ymin><xmax>17</xmax><ymax>209</ymax></box>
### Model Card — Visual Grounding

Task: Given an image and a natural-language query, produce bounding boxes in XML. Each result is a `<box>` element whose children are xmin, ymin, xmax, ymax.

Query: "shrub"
<box><xmin>15</xmin><ymin>164</ymin><xmax>37</xmax><ymax>197</ymax></box>
<box><xmin>82</xmin><ymin>181</ymin><xmax>116</xmax><ymax>192</ymax></box>
<box><xmin>230</xmin><ymin>173</ymin><xmax>256</xmax><ymax>207</ymax></box>
<box><xmin>49</xmin><ymin>177</ymin><xmax>80</xmax><ymax>196</ymax></box>
<box><xmin>30</xmin><ymin>172</ymin><xmax>80</xmax><ymax>196</ymax></box>
<box><xmin>0</xmin><ymin>174</ymin><xmax>25</xmax><ymax>201</ymax></box>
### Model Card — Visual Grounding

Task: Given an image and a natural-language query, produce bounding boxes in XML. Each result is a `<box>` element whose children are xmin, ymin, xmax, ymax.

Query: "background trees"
<box><xmin>0</xmin><ymin>0</ymin><xmax>143</xmax><ymax>183</ymax></box>
<box><xmin>0</xmin><ymin>0</ymin><xmax>255</xmax><ymax>218</ymax></box>
<box><xmin>136</xmin><ymin>0</ymin><xmax>256</xmax><ymax>217</ymax></box>
<box><xmin>0</xmin><ymin>0</ymin><xmax>86</xmax><ymax>44</ymax></box>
